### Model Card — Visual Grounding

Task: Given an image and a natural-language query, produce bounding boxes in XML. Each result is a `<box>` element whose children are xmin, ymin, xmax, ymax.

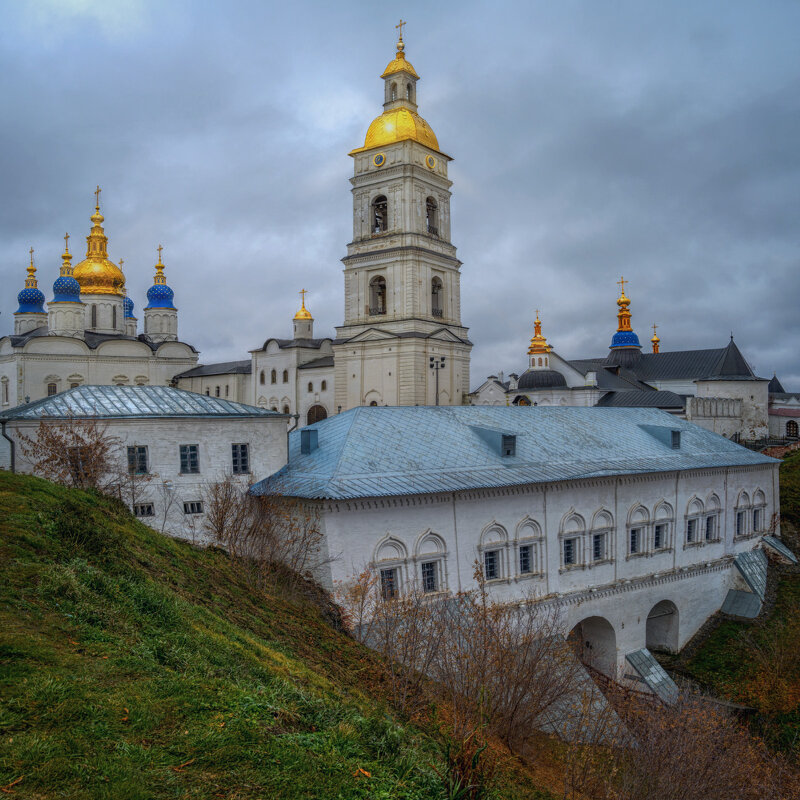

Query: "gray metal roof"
<box><xmin>721</xmin><ymin>589</ymin><xmax>762</xmax><ymax>618</ymax></box>
<box><xmin>5</xmin><ymin>326</ymin><xmax>198</xmax><ymax>353</ymax></box>
<box><xmin>626</xmin><ymin>648</ymin><xmax>679</xmax><ymax>704</ymax></box>
<box><xmin>0</xmin><ymin>385</ymin><xmax>286</xmax><ymax>421</ymax></box>
<box><xmin>254</xmin><ymin>337</ymin><xmax>331</xmax><ymax>352</ymax></box>
<box><xmin>596</xmin><ymin>390</ymin><xmax>685</xmax><ymax>409</ymax></box>
<box><xmin>251</xmin><ymin>406</ymin><xmax>777</xmax><ymax>501</ymax></box>
<box><xmin>762</xmin><ymin>536</ymin><xmax>798</xmax><ymax>564</ymax></box>
<box><xmin>175</xmin><ymin>360</ymin><xmax>252</xmax><ymax>378</ymax></box>
<box><xmin>516</xmin><ymin>369</ymin><xmax>567</xmax><ymax>390</ymax></box>
<box><xmin>298</xmin><ymin>355</ymin><xmax>335</xmax><ymax>370</ymax></box>
<box><xmin>734</xmin><ymin>550</ymin><xmax>768</xmax><ymax>599</ymax></box>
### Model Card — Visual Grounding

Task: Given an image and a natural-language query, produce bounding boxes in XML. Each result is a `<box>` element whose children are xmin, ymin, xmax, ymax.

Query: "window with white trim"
<box><xmin>231</xmin><ymin>443</ymin><xmax>249</xmax><ymax>474</ymax></box>
<box><xmin>592</xmin><ymin>532</ymin><xmax>607</xmax><ymax>562</ymax></box>
<box><xmin>380</xmin><ymin>567</ymin><xmax>398</xmax><ymax>600</ymax></box>
<box><xmin>134</xmin><ymin>503</ymin><xmax>154</xmax><ymax>517</ymax></box>
<box><xmin>629</xmin><ymin>527</ymin><xmax>642</xmax><ymax>555</ymax></box>
<box><xmin>127</xmin><ymin>445</ymin><xmax>148</xmax><ymax>475</ymax></box>
<box><xmin>179</xmin><ymin>444</ymin><xmax>199</xmax><ymax>474</ymax></box>
<box><xmin>519</xmin><ymin>544</ymin><xmax>533</xmax><ymax>574</ymax></box>
<box><xmin>563</xmin><ymin>537</ymin><xmax>578</xmax><ymax>566</ymax></box>
<box><xmin>420</xmin><ymin>561</ymin><xmax>438</xmax><ymax>593</ymax></box>
<box><xmin>183</xmin><ymin>501</ymin><xmax>204</xmax><ymax>515</ymax></box>
<box><xmin>484</xmin><ymin>549</ymin><xmax>500</xmax><ymax>580</ymax></box>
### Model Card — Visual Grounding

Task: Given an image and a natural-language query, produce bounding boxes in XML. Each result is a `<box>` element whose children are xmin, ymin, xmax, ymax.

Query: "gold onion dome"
<box><xmin>72</xmin><ymin>187</ymin><xmax>126</xmax><ymax>297</ymax></box>
<box><xmin>527</xmin><ymin>311</ymin><xmax>551</xmax><ymax>355</ymax></box>
<box><xmin>294</xmin><ymin>289</ymin><xmax>313</xmax><ymax>320</ymax></box>
<box><xmin>381</xmin><ymin>34</ymin><xmax>419</xmax><ymax>79</ymax></box>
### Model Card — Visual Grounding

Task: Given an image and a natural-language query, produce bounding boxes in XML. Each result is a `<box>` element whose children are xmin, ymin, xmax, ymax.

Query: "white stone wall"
<box><xmin>696</xmin><ymin>379</ymin><xmax>769</xmax><ymax>438</ymax></box>
<box><xmin>685</xmin><ymin>396</ymin><xmax>743</xmax><ymax>438</ymax></box>
<box><xmin>83</xmin><ymin>294</ymin><xmax>125</xmax><ymax>335</ymax></box>
<box><xmin>316</xmin><ymin>462</ymin><xmax>778</xmax><ymax>674</ymax></box>
<box><xmin>3</xmin><ymin>415</ymin><xmax>287</xmax><ymax>543</ymax></box>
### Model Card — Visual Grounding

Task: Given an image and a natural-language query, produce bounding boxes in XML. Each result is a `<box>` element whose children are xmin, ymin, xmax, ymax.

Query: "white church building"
<box><xmin>252</xmin><ymin>405</ymin><xmax>779</xmax><ymax>678</ymax></box>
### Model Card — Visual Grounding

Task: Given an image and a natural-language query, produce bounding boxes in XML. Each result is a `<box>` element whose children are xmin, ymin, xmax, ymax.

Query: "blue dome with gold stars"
<box><xmin>17</xmin><ymin>285</ymin><xmax>46</xmax><ymax>313</ymax></box>
<box><xmin>610</xmin><ymin>330</ymin><xmax>641</xmax><ymax>348</ymax></box>
<box><xmin>123</xmin><ymin>294</ymin><xmax>135</xmax><ymax>318</ymax></box>
<box><xmin>52</xmin><ymin>274</ymin><xmax>82</xmax><ymax>303</ymax></box>
<box><xmin>145</xmin><ymin>248</ymin><xmax>176</xmax><ymax>309</ymax></box>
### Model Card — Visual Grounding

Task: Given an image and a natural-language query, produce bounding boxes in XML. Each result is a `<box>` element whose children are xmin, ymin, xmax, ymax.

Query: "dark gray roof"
<box><xmin>516</xmin><ymin>369</ymin><xmax>567</xmax><ymax>390</ymax></box>
<box><xmin>769</xmin><ymin>375</ymin><xmax>786</xmax><ymax>394</ymax></box>
<box><xmin>298</xmin><ymin>355</ymin><xmax>335</xmax><ymax>370</ymax></box>
<box><xmin>256</xmin><ymin>337</ymin><xmax>331</xmax><ymax>352</ymax></box>
<box><xmin>0</xmin><ymin>385</ymin><xmax>286</xmax><ymax>421</ymax></box>
<box><xmin>568</xmin><ymin>360</ymin><xmax>652</xmax><ymax>391</ymax></box>
<box><xmin>596</xmin><ymin>390</ymin><xmax>685</xmax><ymax>409</ymax></box>
<box><xmin>175</xmin><ymin>360</ymin><xmax>252</xmax><ymax>378</ymax></box>
<box><xmin>6</xmin><ymin>327</ymin><xmax>198</xmax><ymax>354</ymax></box>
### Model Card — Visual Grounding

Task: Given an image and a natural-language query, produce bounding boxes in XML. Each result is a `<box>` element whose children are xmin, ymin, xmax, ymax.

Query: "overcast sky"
<box><xmin>2</xmin><ymin>0</ymin><xmax>799</xmax><ymax>389</ymax></box>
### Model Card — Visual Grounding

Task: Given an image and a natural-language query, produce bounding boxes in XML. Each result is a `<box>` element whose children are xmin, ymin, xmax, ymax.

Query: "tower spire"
<box><xmin>651</xmin><ymin>323</ymin><xmax>660</xmax><ymax>354</ymax></box>
<box><xmin>26</xmin><ymin>247</ymin><xmax>37</xmax><ymax>288</ymax></box>
<box><xmin>527</xmin><ymin>310</ymin><xmax>551</xmax><ymax>356</ymax></box>
<box><xmin>294</xmin><ymin>288</ymin><xmax>313</xmax><ymax>320</ymax></box>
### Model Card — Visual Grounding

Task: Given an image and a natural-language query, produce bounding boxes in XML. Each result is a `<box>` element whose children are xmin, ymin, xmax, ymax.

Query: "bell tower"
<box><xmin>333</xmin><ymin>24</ymin><xmax>472</xmax><ymax>409</ymax></box>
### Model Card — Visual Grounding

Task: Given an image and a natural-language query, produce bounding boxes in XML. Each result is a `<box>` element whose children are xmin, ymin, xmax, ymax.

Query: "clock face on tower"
<box><xmin>373</xmin><ymin>153</ymin><xmax>386</xmax><ymax>167</ymax></box>
<box><xmin>425</xmin><ymin>155</ymin><xmax>436</xmax><ymax>169</ymax></box>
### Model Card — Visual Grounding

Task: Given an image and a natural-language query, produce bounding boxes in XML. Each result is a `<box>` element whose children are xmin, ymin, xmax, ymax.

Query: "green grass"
<box><xmin>0</xmin><ymin>472</ymin><xmax>549</xmax><ymax>799</ymax></box>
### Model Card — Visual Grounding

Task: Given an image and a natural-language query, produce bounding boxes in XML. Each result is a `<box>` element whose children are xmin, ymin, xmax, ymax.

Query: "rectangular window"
<box><xmin>484</xmin><ymin>549</ymin><xmax>499</xmax><ymax>580</ymax></box>
<box><xmin>421</xmin><ymin>561</ymin><xmax>438</xmax><ymax>593</ymax></box>
<box><xmin>705</xmin><ymin>515</ymin><xmax>716</xmax><ymax>541</ymax></box>
<box><xmin>180</xmin><ymin>444</ymin><xmax>199</xmax><ymax>474</ymax></box>
<box><xmin>687</xmin><ymin>518</ymin><xmax>697</xmax><ymax>543</ymax></box>
<box><xmin>736</xmin><ymin>511</ymin><xmax>745</xmax><ymax>537</ymax></box>
<box><xmin>47</xmin><ymin>383</ymin><xmax>57</xmax><ymax>397</ymax></box>
<box><xmin>380</xmin><ymin>567</ymin><xmax>398</xmax><ymax>600</ymax></box>
<box><xmin>753</xmin><ymin>508</ymin><xmax>762</xmax><ymax>532</ymax></box>
<box><xmin>563</xmin><ymin>537</ymin><xmax>577</xmax><ymax>566</ymax></box>
<box><xmin>654</xmin><ymin>523</ymin><xmax>666</xmax><ymax>550</ymax></box>
<box><xmin>183</xmin><ymin>501</ymin><xmax>204</xmax><ymax>515</ymax></box>
<box><xmin>629</xmin><ymin>528</ymin><xmax>641</xmax><ymax>555</ymax></box>
<box><xmin>519</xmin><ymin>544</ymin><xmax>533</xmax><ymax>574</ymax></box>
<box><xmin>501</xmin><ymin>435</ymin><xmax>516</xmax><ymax>456</ymax></box>
<box><xmin>232</xmin><ymin>443</ymin><xmax>250</xmax><ymax>474</ymax></box>
<box><xmin>134</xmin><ymin>503</ymin><xmax>154</xmax><ymax>517</ymax></box>
<box><xmin>127</xmin><ymin>445</ymin><xmax>148</xmax><ymax>475</ymax></box>
<box><xmin>593</xmin><ymin>533</ymin><xmax>605</xmax><ymax>562</ymax></box>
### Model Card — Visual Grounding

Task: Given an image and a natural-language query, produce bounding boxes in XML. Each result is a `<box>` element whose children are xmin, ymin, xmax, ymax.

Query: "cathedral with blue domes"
<box><xmin>0</xmin><ymin>192</ymin><xmax>198</xmax><ymax>408</ymax></box>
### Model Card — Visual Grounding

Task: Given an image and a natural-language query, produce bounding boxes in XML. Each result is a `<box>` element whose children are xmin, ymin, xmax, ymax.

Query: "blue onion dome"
<box><xmin>123</xmin><ymin>293</ymin><xmax>135</xmax><ymax>318</ymax></box>
<box><xmin>609</xmin><ymin>282</ymin><xmax>641</xmax><ymax>349</ymax></box>
<box><xmin>610</xmin><ymin>330</ymin><xmax>641</xmax><ymax>348</ymax></box>
<box><xmin>51</xmin><ymin>234</ymin><xmax>83</xmax><ymax>303</ymax></box>
<box><xmin>145</xmin><ymin>246</ymin><xmax>176</xmax><ymax>309</ymax></box>
<box><xmin>16</xmin><ymin>249</ymin><xmax>46</xmax><ymax>313</ymax></box>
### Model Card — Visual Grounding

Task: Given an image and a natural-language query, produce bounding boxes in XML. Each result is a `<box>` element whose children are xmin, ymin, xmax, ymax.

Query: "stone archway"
<box><xmin>646</xmin><ymin>600</ymin><xmax>679</xmax><ymax>653</ymax></box>
<box><xmin>569</xmin><ymin>616</ymin><xmax>617</xmax><ymax>677</ymax></box>
<box><xmin>306</xmin><ymin>404</ymin><xmax>327</xmax><ymax>426</ymax></box>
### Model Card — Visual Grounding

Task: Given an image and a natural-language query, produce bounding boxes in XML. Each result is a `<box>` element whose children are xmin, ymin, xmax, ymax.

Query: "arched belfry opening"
<box><xmin>406</xmin><ymin>82</ymin><xmax>413</xmax><ymax>101</ymax></box>
<box><xmin>425</xmin><ymin>196</ymin><xmax>438</xmax><ymax>236</ymax></box>
<box><xmin>569</xmin><ymin>616</ymin><xmax>617</xmax><ymax>677</ymax></box>
<box><xmin>372</xmin><ymin>195</ymin><xmax>388</xmax><ymax>234</ymax></box>
<box><xmin>431</xmin><ymin>277</ymin><xmax>443</xmax><ymax>317</ymax></box>
<box><xmin>369</xmin><ymin>276</ymin><xmax>387</xmax><ymax>315</ymax></box>
<box><xmin>390</xmin><ymin>82</ymin><xmax>397</xmax><ymax>101</ymax></box>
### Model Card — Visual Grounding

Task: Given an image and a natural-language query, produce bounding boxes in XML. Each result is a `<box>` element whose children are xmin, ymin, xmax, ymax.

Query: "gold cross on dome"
<box><xmin>396</xmin><ymin>19</ymin><xmax>406</xmax><ymax>39</ymax></box>
<box><xmin>157</xmin><ymin>244</ymin><xmax>163</xmax><ymax>262</ymax></box>
<box><xmin>119</xmin><ymin>258</ymin><xmax>124</xmax><ymax>268</ymax></box>
<box><xmin>300</xmin><ymin>288</ymin><xmax>308</xmax><ymax>303</ymax></box>
<box><xmin>29</xmin><ymin>246</ymin><xmax>34</xmax><ymax>264</ymax></box>
<box><xmin>653</xmin><ymin>323</ymin><xmax>658</xmax><ymax>336</ymax></box>
<box><xmin>64</xmin><ymin>232</ymin><xmax>70</xmax><ymax>252</ymax></box>
<box><xmin>94</xmin><ymin>185</ymin><xmax>102</xmax><ymax>209</ymax></box>
<box><xmin>617</xmin><ymin>275</ymin><xmax>627</xmax><ymax>295</ymax></box>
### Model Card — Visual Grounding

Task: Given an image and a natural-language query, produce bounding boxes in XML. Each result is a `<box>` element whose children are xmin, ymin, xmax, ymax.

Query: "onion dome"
<box><xmin>72</xmin><ymin>187</ymin><xmax>126</xmax><ymax>297</ymax></box>
<box><xmin>16</xmin><ymin>248</ymin><xmax>46</xmax><ymax>313</ymax></box>
<box><xmin>609</xmin><ymin>277</ymin><xmax>641</xmax><ymax>350</ymax></box>
<box><xmin>517</xmin><ymin>369</ymin><xmax>567</xmax><ymax>390</ymax></box>
<box><xmin>145</xmin><ymin>245</ymin><xmax>176</xmax><ymax>309</ymax></box>
<box><xmin>650</xmin><ymin>323</ymin><xmax>660</xmax><ymax>354</ymax></box>
<box><xmin>527</xmin><ymin>311</ymin><xmax>551</xmax><ymax>356</ymax></box>
<box><xmin>381</xmin><ymin>29</ymin><xmax>419</xmax><ymax>79</ymax></box>
<box><xmin>294</xmin><ymin>288</ymin><xmax>313</xmax><ymax>320</ymax></box>
<box><xmin>51</xmin><ymin>233</ymin><xmax>83</xmax><ymax>303</ymax></box>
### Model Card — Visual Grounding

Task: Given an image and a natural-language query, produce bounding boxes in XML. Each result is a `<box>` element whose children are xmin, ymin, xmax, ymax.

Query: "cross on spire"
<box><xmin>652</xmin><ymin>323</ymin><xmax>658</xmax><ymax>336</ymax></box>
<box><xmin>395</xmin><ymin>18</ymin><xmax>406</xmax><ymax>40</ymax></box>
<box><xmin>94</xmin><ymin>185</ymin><xmax>102</xmax><ymax>210</ymax></box>
<box><xmin>617</xmin><ymin>275</ymin><xmax>627</xmax><ymax>295</ymax></box>
<box><xmin>29</xmin><ymin>246</ymin><xmax>34</xmax><ymax>266</ymax></box>
<box><xmin>64</xmin><ymin>232</ymin><xmax>70</xmax><ymax>253</ymax></box>
<box><xmin>300</xmin><ymin>288</ymin><xmax>308</xmax><ymax>305</ymax></box>
<box><xmin>157</xmin><ymin>244</ymin><xmax>163</xmax><ymax>263</ymax></box>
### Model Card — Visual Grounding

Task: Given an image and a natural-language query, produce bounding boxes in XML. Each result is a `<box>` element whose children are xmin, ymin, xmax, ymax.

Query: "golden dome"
<box><xmin>527</xmin><ymin>311</ymin><xmax>552</xmax><ymax>355</ymax></box>
<box><xmin>294</xmin><ymin>288</ymin><xmax>313</xmax><ymax>320</ymax></box>
<box><xmin>350</xmin><ymin>107</ymin><xmax>439</xmax><ymax>155</ymax></box>
<box><xmin>381</xmin><ymin>27</ymin><xmax>419</xmax><ymax>79</ymax></box>
<box><xmin>73</xmin><ymin>192</ymin><xmax>125</xmax><ymax>297</ymax></box>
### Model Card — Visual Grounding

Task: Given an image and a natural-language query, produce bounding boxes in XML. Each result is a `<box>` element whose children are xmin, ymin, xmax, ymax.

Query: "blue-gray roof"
<box><xmin>0</xmin><ymin>385</ymin><xmax>286</xmax><ymax>421</ymax></box>
<box><xmin>251</xmin><ymin>406</ymin><xmax>776</xmax><ymax>500</ymax></box>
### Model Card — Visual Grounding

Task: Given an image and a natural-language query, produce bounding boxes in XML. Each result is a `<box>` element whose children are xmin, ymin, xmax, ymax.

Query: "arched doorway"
<box><xmin>569</xmin><ymin>616</ymin><xmax>617</xmax><ymax>677</ymax></box>
<box><xmin>646</xmin><ymin>600</ymin><xmax>679</xmax><ymax>653</ymax></box>
<box><xmin>307</xmin><ymin>405</ymin><xmax>327</xmax><ymax>425</ymax></box>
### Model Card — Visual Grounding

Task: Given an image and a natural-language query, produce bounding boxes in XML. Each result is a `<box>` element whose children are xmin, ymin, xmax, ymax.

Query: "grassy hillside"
<box><xmin>0</xmin><ymin>472</ymin><xmax>550</xmax><ymax>800</ymax></box>
<box><xmin>681</xmin><ymin>451</ymin><xmax>800</xmax><ymax>756</ymax></box>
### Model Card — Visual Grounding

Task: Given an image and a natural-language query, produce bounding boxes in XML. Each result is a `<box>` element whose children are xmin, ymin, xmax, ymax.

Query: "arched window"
<box><xmin>685</xmin><ymin>497</ymin><xmax>704</xmax><ymax>544</ymax></box>
<box><xmin>307</xmin><ymin>381</ymin><xmax>313</xmax><ymax>393</ymax></box>
<box><xmin>282</xmin><ymin>404</ymin><xmax>290</xmax><ymax>414</ymax></box>
<box><xmin>215</xmin><ymin>386</ymin><xmax>220</xmax><ymax>397</ymax></box>
<box><xmin>538</xmin><ymin>357</ymin><xmax>543</xmax><ymax>366</ymax></box>
<box><xmin>590</xmin><ymin>510</ymin><xmax>614</xmax><ymax>563</ymax></box>
<box><xmin>406</xmin><ymin>82</ymin><xmax>413</xmax><ymax>100</ymax></box>
<box><xmin>559</xmin><ymin>511</ymin><xmax>586</xmax><ymax>568</ymax></box>
<box><xmin>431</xmin><ymin>277</ymin><xmax>443</xmax><ymax>317</ymax></box>
<box><xmin>91</xmin><ymin>304</ymin><xmax>97</xmax><ymax>328</ymax></box>
<box><xmin>260</xmin><ymin>370</ymin><xmax>265</xmax><ymax>385</ymax></box>
<box><xmin>321</xmin><ymin>380</ymin><xmax>327</xmax><ymax>391</ymax></box>
<box><xmin>372</xmin><ymin>195</ymin><xmax>388</xmax><ymax>234</ymax></box>
<box><xmin>425</xmin><ymin>196</ymin><xmax>438</xmax><ymax>235</ymax></box>
<box><xmin>369</xmin><ymin>400</ymin><xmax>378</xmax><ymax>406</ymax></box>
<box><xmin>270</xmin><ymin>369</ymin><xmax>277</xmax><ymax>384</ymax></box>
<box><xmin>369</xmin><ymin>276</ymin><xmax>387</xmax><ymax>315</ymax></box>
<box><xmin>788</xmin><ymin>420</ymin><xmax>799</xmax><ymax>438</ymax></box>
<box><xmin>479</xmin><ymin>524</ymin><xmax>509</xmax><ymax>582</ymax></box>
<box><xmin>390</xmin><ymin>82</ymin><xmax>397</xmax><ymax>101</ymax></box>
<box><xmin>282</xmin><ymin>370</ymin><xmax>289</xmax><ymax>383</ymax></box>
<box><xmin>1</xmin><ymin>378</ymin><xmax>8</xmax><ymax>405</ymax></box>
<box><xmin>307</xmin><ymin>404</ymin><xmax>327</xmax><ymax>425</ymax></box>
<box><xmin>47</xmin><ymin>382</ymin><xmax>57</xmax><ymax>397</ymax></box>
<box><xmin>112</xmin><ymin>306</ymin><xmax>117</xmax><ymax>330</ymax></box>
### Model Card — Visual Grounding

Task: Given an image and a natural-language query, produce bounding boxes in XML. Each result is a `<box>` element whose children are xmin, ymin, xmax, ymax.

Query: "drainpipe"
<box><xmin>286</xmin><ymin>413</ymin><xmax>300</xmax><ymax>461</ymax></box>
<box><xmin>1</xmin><ymin>420</ymin><xmax>15</xmax><ymax>473</ymax></box>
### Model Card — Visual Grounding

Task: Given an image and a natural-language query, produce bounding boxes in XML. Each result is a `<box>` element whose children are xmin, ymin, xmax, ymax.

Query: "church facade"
<box><xmin>174</xmin><ymin>33</ymin><xmax>471</xmax><ymax>419</ymax></box>
<box><xmin>0</xmin><ymin>197</ymin><xmax>198</xmax><ymax>409</ymax></box>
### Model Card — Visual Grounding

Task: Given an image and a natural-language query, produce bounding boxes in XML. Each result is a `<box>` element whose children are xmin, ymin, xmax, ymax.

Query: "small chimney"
<box><xmin>300</xmin><ymin>428</ymin><xmax>319</xmax><ymax>454</ymax></box>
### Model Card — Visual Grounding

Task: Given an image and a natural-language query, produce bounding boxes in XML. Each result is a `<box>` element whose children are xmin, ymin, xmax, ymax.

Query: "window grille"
<box><xmin>501</xmin><ymin>435</ymin><xmax>516</xmax><ymax>457</ymax></box>
<box><xmin>183</xmin><ymin>501</ymin><xmax>204</xmax><ymax>515</ymax></box>
<box><xmin>563</xmin><ymin>537</ymin><xmax>577</xmax><ymax>566</ymax></box>
<box><xmin>180</xmin><ymin>444</ymin><xmax>199</xmax><ymax>474</ymax></box>
<box><xmin>420</xmin><ymin>561</ymin><xmax>438</xmax><ymax>593</ymax></box>
<box><xmin>629</xmin><ymin>527</ymin><xmax>641</xmax><ymax>554</ymax></box>
<box><xmin>380</xmin><ymin>568</ymin><xmax>398</xmax><ymax>599</ymax></box>
<box><xmin>736</xmin><ymin>511</ymin><xmax>745</xmax><ymax>537</ymax></box>
<box><xmin>593</xmin><ymin>533</ymin><xmax>605</xmax><ymax>561</ymax></box>
<box><xmin>134</xmin><ymin>503</ymin><xmax>154</xmax><ymax>517</ymax></box>
<box><xmin>753</xmin><ymin>508</ymin><xmax>762</xmax><ymax>532</ymax></box>
<box><xmin>232</xmin><ymin>443</ymin><xmax>249</xmax><ymax>474</ymax></box>
<box><xmin>47</xmin><ymin>383</ymin><xmax>57</xmax><ymax>397</ymax></box>
<box><xmin>519</xmin><ymin>544</ymin><xmax>533</xmax><ymax>574</ymax></box>
<box><xmin>686</xmin><ymin>518</ymin><xmax>698</xmax><ymax>543</ymax></box>
<box><xmin>654</xmin><ymin>523</ymin><xmax>666</xmax><ymax>550</ymax></box>
<box><xmin>705</xmin><ymin>516</ymin><xmax>716</xmax><ymax>541</ymax></box>
<box><xmin>127</xmin><ymin>445</ymin><xmax>148</xmax><ymax>475</ymax></box>
<box><xmin>484</xmin><ymin>549</ymin><xmax>499</xmax><ymax>580</ymax></box>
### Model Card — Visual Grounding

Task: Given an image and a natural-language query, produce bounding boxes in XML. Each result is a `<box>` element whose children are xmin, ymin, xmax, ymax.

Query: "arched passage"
<box><xmin>569</xmin><ymin>616</ymin><xmax>617</xmax><ymax>677</ymax></box>
<box><xmin>307</xmin><ymin>405</ymin><xmax>327</xmax><ymax>425</ymax></box>
<box><xmin>646</xmin><ymin>600</ymin><xmax>679</xmax><ymax>653</ymax></box>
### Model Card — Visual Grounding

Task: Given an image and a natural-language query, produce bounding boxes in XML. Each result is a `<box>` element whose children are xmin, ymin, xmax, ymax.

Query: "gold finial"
<box><xmin>527</xmin><ymin>310</ymin><xmax>551</xmax><ymax>356</ymax></box>
<box><xmin>395</xmin><ymin>18</ymin><xmax>406</xmax><ymax>49</ymax></box>
<box><xmin>615</xmin><ymin>277</ymin><xmax>633</xmax><ymax>332</ymax></box>
<box><xmin>153</xmin><ymin>246</ymin><xmax>167</xmax><ymax>285</ymax></box>
<box><xmin>118</xmin><ymin>257</ymin><xmax>124</xmax><ymax>268</ymax></box>
<box><xmin>60</xmin><ymin>234</ymin><xmax>73</xmax><ymax>276</ymax></box>
<box><xmin>25</xmin><ymin>247</ymin><xmax>38</xmax><ymax>287</ymax></box>
<box><xmin>64</xmin><ymin>232</ymin><xmax>70</xmax><ymax>254</ymax></box>
<box><xmin>651</xmin><ymin>323</ymin><xmax>660</xmax><ymax>354</ymax></box>
<box><xmin>94</xmin><ymin>185</ymin><xmax>102</xmax><ymax>211</ymax></box>
<box><xmin>157</xmin><ymin>244</ymin><xmax>163</xmax><ymax>264</ymax></box>
<box><xmin>617</xmin><ymin>275</ymin><xmax>628</xmax><ymax>297</ymax></box>
<box><xmin>294</xmin><ymin>288</ymin><xmax>313</xmax><ymax>321</ymax></box>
